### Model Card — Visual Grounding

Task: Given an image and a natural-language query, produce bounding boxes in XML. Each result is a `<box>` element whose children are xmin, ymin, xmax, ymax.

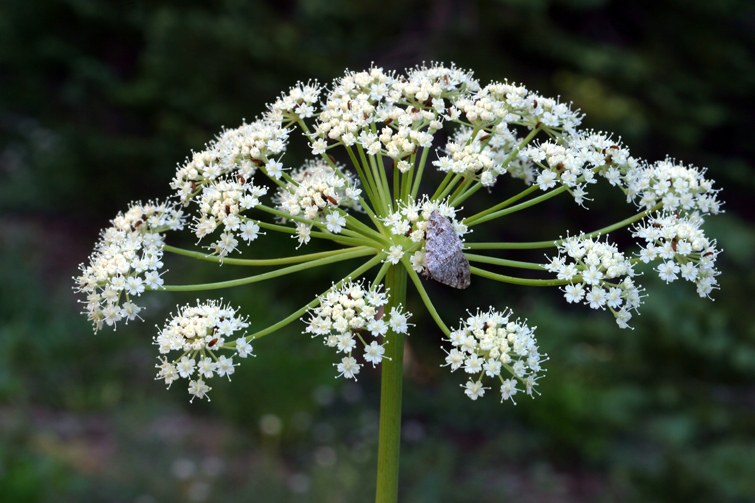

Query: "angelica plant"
<box><xmin>74</xmin><ymin>63</ymin><xmax>722</xmax><ymax>503</ymax></box>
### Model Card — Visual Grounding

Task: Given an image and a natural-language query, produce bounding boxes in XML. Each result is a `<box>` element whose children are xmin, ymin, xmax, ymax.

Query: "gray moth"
<box><xmin>425</xmin><ymin>210</ymin><xmax>471</xmax><ymax>289</ymax></box>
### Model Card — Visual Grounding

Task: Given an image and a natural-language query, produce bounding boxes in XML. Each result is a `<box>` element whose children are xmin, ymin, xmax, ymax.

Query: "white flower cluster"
<box><xmin>192</xmin><ymin>177</ymin><xmax>268</xmax><ymax>258</ymax></box>
<box><xmin>276</xmin><ymin>159</ymin><xmax>362</xmax><ymax>246</ymax></box>
<box><xmin>633</xmin><ymin>212</ymin><xmax>720</xmax><ymax>297</ymax></box>
<box><xmin>454</xmin><ymin>81</ymin><xmax>582</xmax><ymax>133</ymax></box>
<box><xmin>432</xmin><ymin>127</ymin><xmax>507</xmax><ymax>187</ymax></box>
<box><xmin>382</xmin><ymin>197</ymin><xmax>469</xmax><ymax>273</ymax></box>
<box><xmin>305</xmin><ymin>280</ymin><xmax>412</xmax><ymax>380</ymax></box>
<box><xmin>444</xmin><ymin>308</ymin><xmax>544</xmax><ymax>403</ymax></box>
<box><xmin>546</xmin><ymin>234</ymin><xmax>642</xmax><ymax>329</ymax></box>
<box><xmin>309</xmin><ymin>64</ymin><xmax>477</xmax><ymax>160</ymax></box>
<box><xmin>75</xmin><ymin>201</ymin><xmax>185</xmax><ymax>332</ymax></box>
<box><xmin>522</xmin><ymin>132</ymin><xmax>722</xmax><ymax>216</ymax></box>
<box><xmin>154</xmin><ymin>300</ymin><xmax>253</xmax><ymax>402</ymax></box>
<box><xmin>397</xmin><ymin>63</ymin><xmax>479</xmax><ymax>104</ymax></box>
<box><xmin>171</xmin><ymin>118</ymin><xmax>290</xmax><ymax>205</ymax></box>
<box><xmin>623</xmin><ymin>158</ymin><xmax>722</xmax><ymax>215</ymax></box>
<box><xmin>522</xmin><ymin>131</ymin><xmax>635</xmax><ymax>205</ymax></box>
<box><xmin>268</xmin><ymin>80</ymin><xmax>322</xmax><ymax>123</ymax></box>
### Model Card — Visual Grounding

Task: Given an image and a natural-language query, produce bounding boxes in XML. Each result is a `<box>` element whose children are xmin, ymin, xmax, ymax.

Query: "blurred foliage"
<box><xmin>1</xmin><ymin>0</ymin><xmax>754</xmax><ymax>502</ymax></box>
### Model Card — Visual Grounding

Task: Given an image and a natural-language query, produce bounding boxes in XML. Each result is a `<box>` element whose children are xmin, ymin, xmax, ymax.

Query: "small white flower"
<box><xmin>235</xmin><ymin>337</ymin><xmax>254</xmax><ymax>357</ymax></box>
<box><xmin>215</xmin><ymin>356</ymin><xmax>236</xmax><ymax>379</ymax></box>
<box><xmin>388</xmin><ymin>307</ymin><xmax>411</xmax><ymax>334</ymax></box>
<box><xmin>537</xmin><ymin>170</ymin><xmax>558</xmax><ymax>190</ymax></box>
<box><xmin>483</xmin><ymin>359</ymin><xmax>502</xmax><ymax>377</ymax></box>
<box><xmin>563</xmin><ymin>283</ymin><xmax>585</xmax><ymax>303</ymax></box>
<box><xmin>463</xmin><ymin>380</ymin><xmax>488</xmax><ymax>400</ymax></box>
<box><xmin>464</xmin><ymin>355</ymin><xmax>484</xmax><ymax>374</ymax></box>
<box><xmin>188</xmin><ymin>379</ymin><xmax>212</xmax><ymax>402</ymax></box>
<box><xmin>176</xmin><ymin>356</ymin><xmax>196</xmax><ymax>378</ymax></box>
<box><xmin>335</xmin><ymin>356</ymin><xmax>361</xmax><ymax>379</ymax></box>
<box><xmin>125</xmin><ymin>276</ymin><xmax>145</xmax><ymax>295</ymax></box>
<box><xmin>410</xmin><ymin>251</ymin><xmax>426</xmax><ymax>273</ymax></box>
<box><xmin>311</xmin><ymin>138</ymin><xmax>327</xmax><ymax>155</ymax></box>
<box><xmin>500</xmin><ymin>379</ymin><xmax>519</xmax><ymax>403</ymax></box>
<box><xmin>443</xmin><ymin>348</ymin><xmax>465</xmax><ymax>371</ymax></box>
<box><xmin>364</xmin><ymin>341</ymin><xmax>386</xmax><ymax>366</ymax></box>
<box><xmin>366</xmin><ymin>318</ymin><xmax>388</xmax><ymax>336</ymax></box>
<box><xmin>325</xmin><ymin>212</ymin><xmax>346</xmax><ymax>233</ymax></box>
<box><xmin>144</xmin><ymin>270</ymin><xmax>164</xmax><ymax>289</ymax></box>
<box><xmin>197</xmin><ymin>357</ymin><xmax>216</xmax><ymax>378</ymax></box>
<box><xmin>657</xmin><ymin>261</ymin><xmax>680</xmax><ymax>282</ymax></box>
<box><xmin>386</xmin><ymin>245</ymin><xmax>405</xmax><ymax>265</ymax></box>
<box><xmin>240</xmin><ymin>221</ymin><xmax>261</xmax><ymax>242</ymax></box>
<box><xmin>295</xmin><ymin>222</ymin><xmax>311</xmax><ymax>246</ymax></box>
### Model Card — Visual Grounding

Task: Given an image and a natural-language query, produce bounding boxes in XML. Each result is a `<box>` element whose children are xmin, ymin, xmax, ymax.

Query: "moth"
<box><xmin>424</xmin><ymin>211</ymin><xmax>471</xmax><ymax>289</ymax></box>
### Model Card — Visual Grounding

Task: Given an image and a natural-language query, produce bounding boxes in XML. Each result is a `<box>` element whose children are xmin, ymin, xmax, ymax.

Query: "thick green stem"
<box><xmin>375</xmin><ymin>264</ymin><xmax>407</xmax><ymax>503</ymax></box>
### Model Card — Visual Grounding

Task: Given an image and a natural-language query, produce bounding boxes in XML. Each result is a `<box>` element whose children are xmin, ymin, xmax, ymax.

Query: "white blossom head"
<box><xmin>275</xmin><ymin>159</ymin><xmax>362</xmax><ymax>243</ymax></box>
<box><xmin>305</xmin><ymin>279</ymin><xmax>412</xmax><ymax>379</ymax></box>
<box><xmin>154</xmin><ymin>299</ymin><xmax>251</xmax><ymax>401</ymax></box>
<box><xmin>445</xmin><ymin>307</ymin><xmax>544</xmax><ymax>404</ymax></box>
<box><xmin>633</xmin><ymin>212</ymin><xmax>721</xmax><ymax>297</ymax></box>
<box><xmin>74</xmin><ymin>200</ymin><xmax>185</xmax><ymax>332</ymax></box>
<box><xmin>546</xmin><ymin>233</ymin><xmax>642</xmax><ymax>329</ymax></box>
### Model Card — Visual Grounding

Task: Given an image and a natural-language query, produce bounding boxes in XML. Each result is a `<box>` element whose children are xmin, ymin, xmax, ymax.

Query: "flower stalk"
<box><xmin>375</xmin><ymin>264</ymin><xmax>407</xmax><ymax>503</ymax></box>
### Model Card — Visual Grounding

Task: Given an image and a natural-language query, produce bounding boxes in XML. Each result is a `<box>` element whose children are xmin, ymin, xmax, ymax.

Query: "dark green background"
<box><xmin>1</xmin><ymin>1</ymin><xmax>754</xmax><ymax>501</ymax></box>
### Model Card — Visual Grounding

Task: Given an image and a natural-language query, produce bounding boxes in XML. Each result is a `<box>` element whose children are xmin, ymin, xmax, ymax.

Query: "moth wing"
<box><xmin>433</xmin><ymin>251</ymin><xmax>471</xmax><ymax>289</ymax></box>
<box><xmin>426</xmin><ymin>212</ymin><xmax>458</xmax><ymax>270</ymax></box>
<box><xmin>425</xmin><ymin>211</ymin><xmax>471</xmax><ymax>289</ymax></box>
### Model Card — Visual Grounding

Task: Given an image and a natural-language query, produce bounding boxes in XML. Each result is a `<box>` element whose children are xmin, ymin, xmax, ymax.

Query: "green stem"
<box><xmin>464</xmin><ymin>185</ymin><xmax>540</xmax><ymax>225</ymax></box>
<box><xmin>226</xmin><ymin>253</ymin><xmax>386</xmax><ymax>345</ymax></box>
<box><xmin>339</xmin><ymin>210</ymin><xmax>392</xmax><ymax>246</ymax></box>
<box><xmin>348</xmin><ymin>145</ymin><xmax>382</xmax><ymax>213</ymax></box>
<box><xmin>465</xmin><ymin>254</ymin><xmax>547</xmax><ymax>271</ymax></box>
<box><xmin>372</xmin><ymin>152</ymin><xmax>394</xmax><ymax>214</ymax></box>
<box><xmin>450</xmin><ymin>182</ymin><xmax>482</xmax><ymax>207</ymax></box>
<box><xmin>375</xmin><ymin>149</ymin><xmax>393</xmax><ymax>213</ymax></box>
<box><xmin>393</xmin><ymin>162</ymin><xmax>400</xmax><ymax>204</ymax></box>
<box><xmin>373</xmin><ymin>260</ymin><xmax>393</xmax><ymax>286</ymax></box>
<box><xmin>253</xmin><ymin>207</ymin><xmax>376</xmax><ymax>247</ymax></box>
<box><xmin>375</xmin><ymin>264</ymin><xmax>407</xmax><ymax>503</ymax></box>
<box><xmin>465</xmin><ymin>204</ymin><xmax>662</xmax><ymax>250</ymax></box>
<box><xmin>435</xmin><ymin>174</ymin><xmax>463</xmax><ymax>202</ymax></box>
<box><xmin>258</xmin><ymin>204</ymin><xmax>371</xmax><ymax>243</ymax></box>
<box><xmin>470</xmin><ymin>266</ymin><xmax>570</xmax><ymax>286</ymax></box>
<box><xmin>163</xmin><ymin>244</ymin><xmax>369</xmax><ymax>266</ymax></box>
<box><xmin>402</xmin><ymin>259</ymin><xmax>451</xmax><ymax>336</ymax></box>
<box><xmin>160</xmin><ymin>248</ymin><xmax>378</xmax><ymax>291</ymax></box>
<box><xmin>466</xmin><ymin>185</ymin><xmax>569</xmax><ymax>227</ymax></box>
<box><xmin>448</xmin><ymin>175</ymin><xmax>474</xmax><ymax>204</ymax></box>
<box><xmin>431</xmin><ymin>171</ymin><xmax>457</xmax><ymax>201</ymax></box>
<box><xmin>410</xmin><ymin>146</ymin><xmax>430</xmax><ymax>200</ymax></box>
